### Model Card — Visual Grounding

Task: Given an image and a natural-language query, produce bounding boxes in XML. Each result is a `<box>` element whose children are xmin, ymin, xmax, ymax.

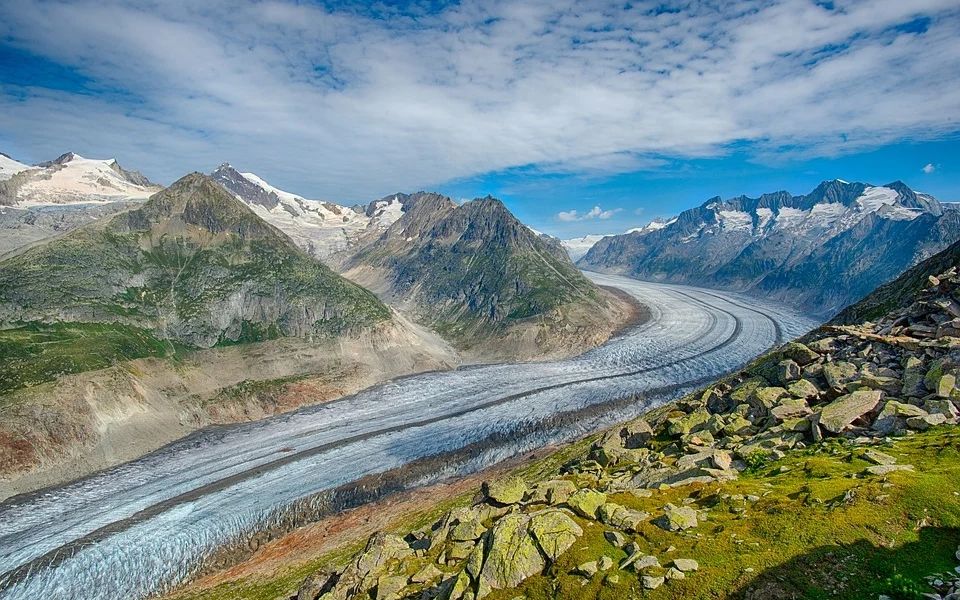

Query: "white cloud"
<box><xmin>557</xmin><ymin>206</ymin><xmax>622</xmax><ymax>221</ymax></box>
<box><xmin>923</xmin><ymin>163</ymin><xmax>937</xmax><ymax>174</ymax></box>
<box><xmin>0</xmin><ymin>0</ymin><xmax>958</xmax><ymax>201</ymax></box>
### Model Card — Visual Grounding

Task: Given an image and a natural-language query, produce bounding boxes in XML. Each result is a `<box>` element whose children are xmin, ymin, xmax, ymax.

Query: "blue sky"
<box><xmin>1</xmin><ymin>0</ymin><xmax>959</xmax><ymax>237</ymax></box>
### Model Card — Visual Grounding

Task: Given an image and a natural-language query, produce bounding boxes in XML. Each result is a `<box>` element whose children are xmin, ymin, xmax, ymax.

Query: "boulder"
<box><xmin>751</xmin><ymin>387</ymin><xmax>789</xmax><ymax>412</ymax></box>
<box><xmin>642</xmin><ymin>575</ymin><xmax>665</xmax><ymax>589</ymax></box>
<box><xmin>657</xmin><ymin>503</ymin><xmax>698</xmax><ymax>531</ymax></box>
<box><xmin>865</xmin><ymin>464</ymin><xmax>915</xmax><ymax>476</ymax></box>
<box><xmin>599</xmin><ymin>556</ymin><xmax>614</xmax><ymax>571</ymax></box>
<box><xmin>604</xmin><ymin>530</ymin><xmax>627</xmax><ymax>548</ymax></box>
<box><xmin>862</xmin><ymin>449</ymin><xmax>897</xmax><ymax>466</ymax></box>
<box><xmin>375</xmin><ymin>575</ymin><xmax>407</xmax><ymax>600</ymax></box>
<box><xmin>901</xmin><ymin>356</ymin><xmax>927</xmax><ymax>398</ymax></box>
<box><xmin>711</xmin><ymin>449</ymin><xmax>733</xmax><ymax>471</ymax></box>
<box><xmin>778</xmin><ymin>360</ymin><xmax>801</xmax><ymax>383</ymax></box>
<box><xmin>672</xmin><ymin>558</ymin><xmax>699</xmax><ymax>572</ymax></box>
<box><xmin>873</xmin><ymin>401</ymin><xmax>928</xmax><ymax>434</ymax></box>
<box><xmin>667</xmin><ymin>410</ymin><xmax>711</xmax><ymax>436</ymax></box>
<box><xmin>819</xmin><ymin>390</ymin><xmax>882</xmax><ymax>433</ymax></box>
<box><xmin>665</xmin><ymin>567</ymin><xmax>685</xmax><ymax>580</ymax></box>
<box><xmin>410</xmin><ymin>564</ymin><xmax>443</xmax><ymax>584</ymax></box>
<box><xmin>937</xmin><ymin>374</ymin><xmax>957</xmax><ymax>399</ymax></box>
<box><xmin>907</xmin><ymin>413</ymin><xmax>947</xmax><ymax>431</ymax></box>
<box><xmin>450</xmin><ymin>518</ymin><xmax>487</xmax><ymax>542</ymax></box>
<box><xmin>924</xmin><ymin>398</ymin><xmax>960</xmax><ymax>422</ymax></box>
<box><xmin>781</xmin><ymin>341</ymin><xmax>820</xmax><ymax>365</ymax></box>
<box><xmin>575</xmin><ymin>561</ymin><xmax>598</xmax><ymax>577</ymax></box>
<box><xmin>787</xmin><ymin>379</ymin><xmax>820</xmax><ymax>400</ymax></box>
<box><xmin>479</xmin><ymin>514</ymin><xmax>545</xmax><ymax>589</ymax></box>
<box><xmin>622</xmin><ymin>550</ymin><xmax>660</xmax><ymax>570</ymax></box>
<box><xmin>598</xmin><ymin>503</ymin><xmax>649</xmax><ymax>532</ymax></box>
<box><xmin>438</xmin><ymin>571</ymin><xmax>471</xmax><ymax>600</ymax></box>
<box><xmin>823</xmin><ymin>361</ymin><xmax>859</xmax><ymax>392</ymax></box>
<box><xmin>297</xmin><ymin>569</ymin><xmax>337</xmax><ymax>600</ymax></box>
<box><xmin>528</xmin><ymin>509</ymin><xmax>583</xmax><ymax>561</ymax></box>
<box><xmin>482</xmin><ymin>478</ymin><xmax>527</xmax><ymax>506</ymax></box>
<box><xmin>770</xmin><ymin>398</ymin><xmax>812</xmax><ymax>421</ymax></box>
<box><xmin>623</xmin><ymin>419</ymin><xmax>654</xmax><ymax>448</ymax></box>
<box><xmin>566</xmin><ymin>488</ymin><xmax>607</xmax><ymax>519</ymax></box>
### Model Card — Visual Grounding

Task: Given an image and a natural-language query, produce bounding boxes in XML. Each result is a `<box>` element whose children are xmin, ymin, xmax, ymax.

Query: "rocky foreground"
<box><xmin>279</xmin><ymin>267</ymin><xmax>960</xmax><ymax>600</ymax></box>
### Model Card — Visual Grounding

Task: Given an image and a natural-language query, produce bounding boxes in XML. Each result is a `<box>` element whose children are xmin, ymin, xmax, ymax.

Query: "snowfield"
<box><xmin>0</xmin><ymin>273</ymin><xmax>817</xmax><ymax>600</ymax></box>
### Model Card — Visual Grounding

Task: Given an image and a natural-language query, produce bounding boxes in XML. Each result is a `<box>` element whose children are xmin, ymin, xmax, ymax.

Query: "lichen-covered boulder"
<box><xmin>823</xmin><ymin>361</ymin><xmax>859</xmax><ymax>392</ymax></box>
<box><xmin>528</xmin><ymin>509</ymin><xmax>583</xmax><ymax>561</ymax></box>
<box><xmin>622</xmin><ymin>419</ymin><xmax>654</xmax><ymax>448</ymax></box>
<box><xmin>787</xmin><ymin>378</ymin><xmax>820</xmax><ymax>400</ymax></box>
<box><xmin>566</xmin><ymin>488</ymin><xmax>607</xmax><ymax>519</ymax></box>
<box><xmin>667</xmin><ymin>410</ymin><xmax>711</xmax><ymax>436</ymax></box>
<box><xmin>482</xmin><ymin>477</ymin><xmax>527</xmax><ymax>506</ymax></box>
<box><xmin>902</xmin><ymin>356</ymin><xmax>927</xmax><ymax>398</ymax></box>
<box><xmin>781</xmin><ymin>342</ymin><xmax>820</xmax><ymax>365</ymax></box>
<box><xmin>819</xmin><ymin>390</ymin><xmax>881</xmax><ymax>433</ymax></box>
<box><xmin>597</xmin><ymin>502</ymin><xmax>648</xmax><ymax>532</ymax></box>
<box><xmin>657</xmin><ymin>503</ymin><xmax>698</xmax><ymax>531</ymax></box>
<box><xmin>479</xmin><ymin>514</ymin><xmax>545</xmax><ymax>590</ymax></box>
<box><xmin>873</xmin><ymin>400</ymin><xmax>928</xmax><ymax>434</ymax></box>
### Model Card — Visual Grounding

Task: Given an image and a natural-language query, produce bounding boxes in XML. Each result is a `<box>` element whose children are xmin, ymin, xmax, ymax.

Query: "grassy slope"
<box><xmin>169</xmin><ymin>427</ymin><xmax>960</xmax><ymax>600</ymax></box>
<box><xmin>0</xmin><ymin>322</ymin><xmax>181</xmax><ymax>396</ymax></box>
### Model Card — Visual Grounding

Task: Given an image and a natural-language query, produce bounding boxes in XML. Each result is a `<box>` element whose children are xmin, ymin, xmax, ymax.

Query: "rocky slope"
<box><xmin>211</xmin><ymin>164</ymin><xmax>411</xmax><ymax>260</ymax></box>
<box><xmin>580</xmin><ymin>180</ymin><xmax>960</xmax><ymax>317</ymax></box>
<box><xmin>0</xmin><ymin>173</ymin><xmax>459</xmax><ymax>493</ymax></box>
<box><xmin>341</xmin><ymin>193</ymin><xmax>634</xmax><ymax>360</ymax></box>
<box><xmin>241</xmin><ymin>252</ymin><xmax>960</xmax><ymax>600</ymax></box>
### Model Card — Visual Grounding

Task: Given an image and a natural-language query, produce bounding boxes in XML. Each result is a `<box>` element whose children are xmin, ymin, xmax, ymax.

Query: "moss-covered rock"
<box><xmin>565</xmin><ymin>489</ymin><xmax>607</xmax><ymax>519</ymax></box>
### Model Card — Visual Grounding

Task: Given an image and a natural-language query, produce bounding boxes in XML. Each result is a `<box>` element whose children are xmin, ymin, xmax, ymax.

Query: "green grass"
<box><xmin>503</xmin><ymin>428</ymin><xmax>960</xmax><ymax>600</ymax></box>
<box><xmin>0</xmin><ymin>321</ymin><xmax>183</xmax><ymax>396</ymax></box>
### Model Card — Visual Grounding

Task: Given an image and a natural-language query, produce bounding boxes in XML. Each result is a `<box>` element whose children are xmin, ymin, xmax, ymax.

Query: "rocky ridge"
<box><xmin>210</xmin><ymin>164</ymin><xmax>410</xmax><ymax>260</ymax></box>
<box><xmin>289</xmin><ymin>266</ymin><xmax>960</xmax><ymax>600</ymax></box>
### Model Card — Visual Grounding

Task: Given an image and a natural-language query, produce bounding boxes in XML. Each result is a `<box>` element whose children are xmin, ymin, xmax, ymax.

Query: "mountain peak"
<box><xmin>130</xmin><ymin>172</ymin><xmax>278</xmax><ymax>239</ymax></box>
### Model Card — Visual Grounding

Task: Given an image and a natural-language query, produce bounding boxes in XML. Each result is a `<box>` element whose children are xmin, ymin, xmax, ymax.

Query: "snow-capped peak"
<box><xmin>0</xmin><ymin>152</ymin><xmax>34</xmax><ymax>182</ymax></box>
<box><xmin>7</xmin><ymin>152</ymin><xmax>159</xmax><ymax>206</ymax></box>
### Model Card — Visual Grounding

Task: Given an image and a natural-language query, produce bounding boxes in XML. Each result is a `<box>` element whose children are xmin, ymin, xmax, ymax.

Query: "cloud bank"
<box><xmin>557</xmin><ymin>206</ymin><xmax>622</xmax><ymax>222</ymax></box>
<box><xmin>0</xmin><ymin>0</ymin><xmax>958</xmax><ymax>201</ymax></box>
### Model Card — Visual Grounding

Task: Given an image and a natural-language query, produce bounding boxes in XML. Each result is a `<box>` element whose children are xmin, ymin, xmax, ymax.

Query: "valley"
<box><xmin>0</xmin><ymin>273</ymin><xmax>815</xmax><ymax>600</ymax></box>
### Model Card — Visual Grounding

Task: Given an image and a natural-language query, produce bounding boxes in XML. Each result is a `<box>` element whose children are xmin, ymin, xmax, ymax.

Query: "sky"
<box><xmin>0</xmin><ymin>0</ymin><xmax>959</xmax><ymax>238</ymax></box>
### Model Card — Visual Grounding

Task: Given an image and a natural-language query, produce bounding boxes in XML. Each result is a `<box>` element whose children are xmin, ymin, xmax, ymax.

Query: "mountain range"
<box><xmin>579</xmin><ymin>179</ymin><xmax>960</xmax><ymax>316</ymax></box>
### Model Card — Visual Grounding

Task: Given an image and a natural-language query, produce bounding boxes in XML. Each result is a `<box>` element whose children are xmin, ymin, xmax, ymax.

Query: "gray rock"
<box><xmin>672</xmin><ymin>558</ymin><xmax>699</xmax><ymax>572</ymax></box>
<box><xmin>641</xmin><ymin>575</ymin><xmax>665</xmax><ymax>589</ymax></box>
<box><xmin>819</xmin><ymin>390</ymin><xmax>882</xmax><ymax>433</ymax></box>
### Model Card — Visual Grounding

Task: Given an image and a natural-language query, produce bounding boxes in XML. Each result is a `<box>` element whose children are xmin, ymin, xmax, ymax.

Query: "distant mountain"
<box><xmin>0</xmin><ymin>151</ymin><xmax>161</xmax><ymax>206</ymax></box>
<box><xmin>580</xmin><ymin>180</ymin><xmax>960</xmax><ymax>317</ymax></box>
<box><xmin>561</xmin><ymin>219</ymin><xmax>677</xmax><ymax>261</ymax></box>
<box><xmin>341</xmin><ymin>192</ymin><xmax>632</xmax><ymax>359</ymax></box>
<box><xmin>0</xmin><ymin>172</ymin><xmax>391</xmax><ymax>349</ymax></box>
<box><xmin>561</xmin><ymin>234</ymin><xmax>609</xmax><ymax>261</ymax></box>
<box><xmin>210</xmin><ymin>164</ymin><xmax>410</xmax><ymax>259</ymax></box>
